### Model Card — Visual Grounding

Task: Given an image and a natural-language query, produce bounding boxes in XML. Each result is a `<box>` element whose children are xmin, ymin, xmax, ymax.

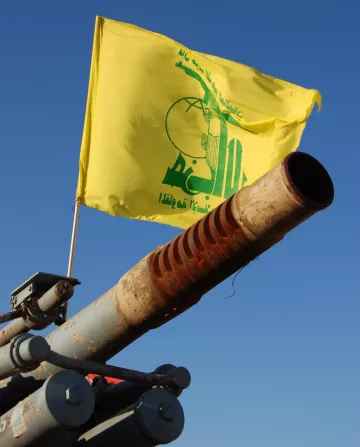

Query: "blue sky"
<box><xmin>0</xmin><ymin>1</ymin><xmax>359</xmax><ymax>446</ymax></box>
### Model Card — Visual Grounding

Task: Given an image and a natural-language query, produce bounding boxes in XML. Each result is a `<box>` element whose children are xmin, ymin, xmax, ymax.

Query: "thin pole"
<box><xmin>64</xmin><ymin>199</ymin><xmax>81</xmax><ymax>320</ymax></box>
<box><xmin>67</xmin><ymin>199</ymin><xmax>81</xmax><ymax>277</ymax></box>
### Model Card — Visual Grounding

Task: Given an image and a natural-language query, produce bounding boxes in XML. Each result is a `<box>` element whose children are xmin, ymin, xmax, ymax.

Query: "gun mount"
<box><xmin>0</xmin><ymin>152</ymin><xmax>334</xmax><ymax>446</ymax></box>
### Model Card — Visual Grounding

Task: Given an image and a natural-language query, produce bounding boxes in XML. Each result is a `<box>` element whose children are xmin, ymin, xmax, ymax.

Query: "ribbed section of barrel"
<box><xmin>148</xmin><ymin>152</ymin><xmax>334</xmax><ymax>315</ymax></box>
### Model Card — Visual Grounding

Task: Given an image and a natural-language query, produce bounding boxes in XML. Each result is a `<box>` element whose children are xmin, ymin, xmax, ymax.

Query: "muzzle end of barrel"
<box><xmin>282</xmin><ymin>152</ymin><xmax>334</xmax><ymax>210</ymax></box>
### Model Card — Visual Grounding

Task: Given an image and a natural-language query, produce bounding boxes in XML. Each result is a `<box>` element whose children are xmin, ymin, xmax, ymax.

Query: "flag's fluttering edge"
<box><xmin>76</xmin><ymin>16</ymin><xmax>321</xmax><ymax>229</ymax></box>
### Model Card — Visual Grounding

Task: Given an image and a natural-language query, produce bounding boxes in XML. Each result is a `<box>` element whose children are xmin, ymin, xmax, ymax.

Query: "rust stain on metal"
<box><xmin>73</xmin><ymin>333</ymin><xmax>85</xmax><ymax>344</ymax></box>
<box><xmin>87</xmin><ymin>340</ymin><xmax>97</xmax><ymax>353</ymax></box>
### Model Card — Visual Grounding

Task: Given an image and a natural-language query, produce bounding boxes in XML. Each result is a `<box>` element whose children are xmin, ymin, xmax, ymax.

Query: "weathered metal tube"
<box><xmin>76</xmin><ymin>388</ymin><xmax>185</xmax><ymax>446</ymax></box>
<box><xmin>0</xmin><ymin>281</ymin><xmax>74</xmax><ymax>347</ymax></box>
<box><xmin>0</xmin><ymin>319</ymin><xmax>27</xmax><ymax>349</ymax></box>
<box><xmin>0</xmin><ymin>370</ymin><xmax>94</xmax><ymax>446</ymax></box>
<box><xmin>0</xmin><ymin>334</ymin><xmax>50</xmax><ymax>380</ymax></box>
<box><xmin>0</xmin><ymin>152</ymin><xmax>334</xmax><ymax>400</ymax></box>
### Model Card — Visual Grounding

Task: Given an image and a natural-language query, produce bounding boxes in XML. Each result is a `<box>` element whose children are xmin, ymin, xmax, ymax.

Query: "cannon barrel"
<box><xmin>0</xmin><ymin>152</ymin><xmax>334</xmax><ymax>407</ymax></box>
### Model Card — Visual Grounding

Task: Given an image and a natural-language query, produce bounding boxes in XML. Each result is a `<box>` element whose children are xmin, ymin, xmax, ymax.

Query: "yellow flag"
<box><xmin>77</xmin><ymin>16</ymin><xmax>321</xmax><ymax>229</ymax></box>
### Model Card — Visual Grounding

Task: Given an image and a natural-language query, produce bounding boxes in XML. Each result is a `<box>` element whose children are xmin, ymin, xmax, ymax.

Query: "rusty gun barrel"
<box><xmin>0</xmin><ymin>152</ymin><xmax>334</xmax><ymax>403</ymax></box>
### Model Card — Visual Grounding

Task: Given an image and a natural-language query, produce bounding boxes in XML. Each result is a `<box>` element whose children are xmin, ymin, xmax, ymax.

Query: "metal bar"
<box><xmin>0</xmin><ymin>310</ymin><xmax>22</xmax><ymax>325</ymax></box>
<box><xmin>47</xmin><ymin>350</ymin><xmax>190</xmax><ymax>389</ymax></box>
<box><xmin>37</xmin><ymin>281</ymin><xmax>74</xmax><ymax>312</ymax></box>
<box><xmin>0</xmin><ymin>318</ymin><xmax>28</xmax><ymax>349</ymax></box>
<box><xmin>64</xmin><ymin>199</ymin><xmax>81</xmax><ymax>320</ymax></box>
<box><xmin>67</xmin><ymin>199</ymin><xmax>81</xmax><ymax>278</ymax></box>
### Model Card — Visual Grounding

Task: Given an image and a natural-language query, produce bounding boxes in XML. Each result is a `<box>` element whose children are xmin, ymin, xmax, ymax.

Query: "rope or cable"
<box><xmin>223</xmin><ymin>257</ymin><xmax>259</xmax><ymax>299</ymax></box>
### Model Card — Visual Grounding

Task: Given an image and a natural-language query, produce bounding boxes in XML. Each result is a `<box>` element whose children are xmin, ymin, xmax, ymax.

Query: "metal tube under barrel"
<box><xmin>0</xmin><ymin>370</ymin><xmax>94</xmax><ymax>447</ymax></box>
<box><xmin>76</xmin><ymin>388</ymin><xmax>184</xmax><ymax>447</ymax></box>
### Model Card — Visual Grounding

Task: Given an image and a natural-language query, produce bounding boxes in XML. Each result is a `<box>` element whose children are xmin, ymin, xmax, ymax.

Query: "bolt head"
<box><xmin>159</xmin><ymin>402</ymin><xmax>175</xmax><ymax>421</ymax></box>
<box><xmin>65</xmin><ymin>385</ymin><xmax>83</xmax><ymax>404</ymax></box>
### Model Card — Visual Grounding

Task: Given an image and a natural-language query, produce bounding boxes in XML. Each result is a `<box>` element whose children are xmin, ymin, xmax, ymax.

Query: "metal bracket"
<box><xmin>10</xmin><ymin>272</ymin><xmax>80</xmax><ymax>310</ymax></box>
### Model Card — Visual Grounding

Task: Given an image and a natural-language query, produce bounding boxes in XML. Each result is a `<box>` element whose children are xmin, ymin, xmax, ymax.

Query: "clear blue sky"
<box><xmin>0</xmin><ymin>1</ymin><xmax>359</xmax><ymax>446</ymax></box>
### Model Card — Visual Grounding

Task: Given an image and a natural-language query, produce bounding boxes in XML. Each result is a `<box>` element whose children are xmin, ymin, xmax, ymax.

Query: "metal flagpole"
<box><xmin>64</xmin><ymin>198</ymin><xmax>81</xmax><ymax>320</ymax></box>
<box><xmin>67</xmin><ymin>199</ymin><xmax>81</xmax><ymax>277</ymax></box>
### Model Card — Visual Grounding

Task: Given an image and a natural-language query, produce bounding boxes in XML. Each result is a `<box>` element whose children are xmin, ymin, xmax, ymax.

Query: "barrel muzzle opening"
<box><xmin>283</xmin><ymin>152</ymin><xmax>334</xmax><ymax>209</ymax></box>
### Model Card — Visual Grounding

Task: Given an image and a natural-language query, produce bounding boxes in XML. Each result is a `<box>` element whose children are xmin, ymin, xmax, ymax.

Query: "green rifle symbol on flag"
<box><xmin>163</xmin><ymin>60</ymin><xmax>252</xmax><ymax>199</ymax></box>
